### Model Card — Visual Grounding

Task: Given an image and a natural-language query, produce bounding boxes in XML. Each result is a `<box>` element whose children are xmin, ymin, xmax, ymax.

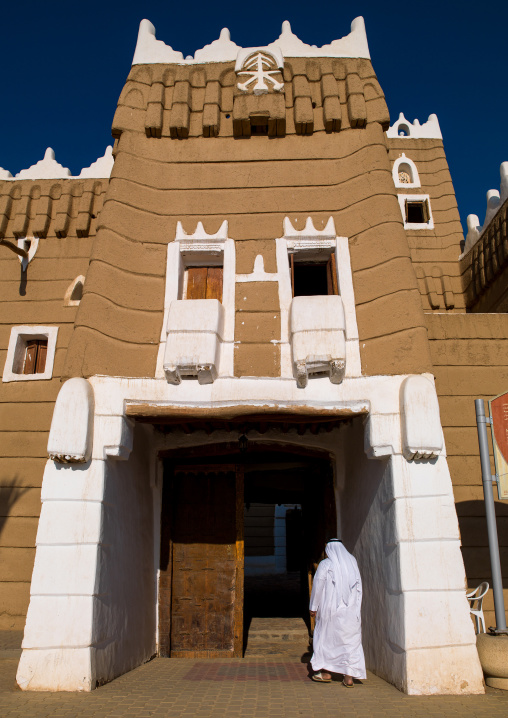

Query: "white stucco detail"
<box><xmin>2</xmin><ymin>325</ymin><xmax>58</xmax><ymax>383</ymax></box>
<box><xmin>15</xmin><ymin>148</ymin><xmax>72</xmax><ymax>180</ymax></box>
<box><xmin>484</xmin><ymin>189</ymin><xmax>501</xmax><ymax>226</ymax></box>
<box><xmin>392</xmin><ymin>153</ymin><xmax>421</xmax><ymax>188</ymax></box>
<box><xmin>47</xmin><ymin>378</ymin><xmax>94</xmax><ymax>463</ymax></box>
<box><xmin>94</xmin><ymin>415</ymin><xmax>134</xmax><ymax>460</ymax></box>
<box><xmin>236</xmin><ymin>255</ymin><xmax>278</xmax><ymax>282</ymax></box>
<box><xmin>400</xmin><ymin>375</ymin><xmax>444</xmax><ymax>460</ymax></box>
<box><xmin>17</xmin><ymin>236</ymin><xmax>39</xmax><ymax>271</ymax></box>
<box><xmin>290</xmin><ymin>295</ymin><xmax>346</xmax><ymax>388</ymax></box>
<box><xmin>4</xmin><ymin>147</ymin><xmax>114</xmax><ymax>181</ymax></box>
<box><xmin>164</xmin><ymin>299</ymin><xmax>224</xmax><ymax>384</ymax></box>
<box><xmin>236</xmin><ymin>50</ymin><xmax>284</xmax><ymax>94</ymax></box>
<box><xmin>386</xmin><ymin>112</ymin><xmax>442</xmax><ymax>140</ymax></box>
<box><xmin>64</xmin><ymin>275</ymin><xmax>85</xmax><ymax>306</ymax></box>
<box><xmin>78</xmin><ymin>146</ymin><xmax>114</xmax><ymax>178</ymax></box>
<box><xmin>132</xmin><ymin>17</ymin><xmax>370</xmax><ymax>66</ymax></box>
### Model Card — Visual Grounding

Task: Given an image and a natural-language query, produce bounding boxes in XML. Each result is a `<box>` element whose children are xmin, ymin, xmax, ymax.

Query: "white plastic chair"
<box><xmin>466</xmin><ymin>582</ymin><xmax>489</xmax><ymax>634</ymax></box>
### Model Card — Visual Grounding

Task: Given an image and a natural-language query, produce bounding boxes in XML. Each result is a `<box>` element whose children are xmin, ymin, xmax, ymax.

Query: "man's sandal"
<box><xmin>342</xmin><ymin>679</ymin><xmax>354</xmax><ymax>687</ymax></box>
<box><xmin>311</xmin><ymin>672</ymin><xmax>331</xmax><ymax>683</ymax></box>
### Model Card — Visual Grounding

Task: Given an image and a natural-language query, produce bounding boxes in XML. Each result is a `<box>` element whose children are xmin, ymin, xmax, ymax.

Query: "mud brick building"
<box><xmin>1</xmin><ymin>16</ymin><xmax>507</xmax><ymax>695</ymax></box>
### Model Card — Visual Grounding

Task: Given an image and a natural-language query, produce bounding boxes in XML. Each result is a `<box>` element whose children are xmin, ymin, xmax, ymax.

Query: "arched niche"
<box><xmin>64</xmin><ymin>275</ymin><xmax>85</xmax><ymax>306</ymax></box>
<box><xmin>393</xmin><ymin>154</ymin><xmax>421</xmax><ymax>188</ymax></box>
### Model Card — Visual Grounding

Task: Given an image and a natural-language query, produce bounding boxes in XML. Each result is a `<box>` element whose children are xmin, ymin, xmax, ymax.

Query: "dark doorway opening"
<box><xmin>158</xmin><ymin>443</ymin><xmax>336</xmax><ymax>660</ymax></box>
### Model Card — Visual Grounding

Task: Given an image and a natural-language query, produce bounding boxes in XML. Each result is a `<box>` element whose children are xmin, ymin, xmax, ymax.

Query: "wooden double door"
<box><xmin>159</xmin><ymin>464</ymin><xmax>244</xmax><ymax>658</ymax></box>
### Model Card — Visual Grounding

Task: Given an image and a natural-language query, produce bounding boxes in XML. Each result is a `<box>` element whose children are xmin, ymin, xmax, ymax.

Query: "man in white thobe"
<box><xmin>309</xmin><ymin>539</ymin><xmax>366</xmax><ymax>685</ymax></box>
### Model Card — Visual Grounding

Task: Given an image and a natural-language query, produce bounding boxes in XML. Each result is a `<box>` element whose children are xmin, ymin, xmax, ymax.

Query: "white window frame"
<box><xmin>398</xmin><ymin>194</ymin><xmax>434</xmax><ymax>230</ymax></box>
<box><xmin>155</xmin><ymin>221</ymin><xmax>236</xmax><ymax>378</ymax></box>
<box><xmin>3</xmin><ymin>325</ymin><xmax>59</xmax><ymax>382</ymax></box>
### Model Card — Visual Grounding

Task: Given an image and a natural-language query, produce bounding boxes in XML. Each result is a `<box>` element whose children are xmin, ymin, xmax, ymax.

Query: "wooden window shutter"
<box><xmin>23</xmin><ymin>341</ymin><xmax>37</xmax><ymax>374</ymax></box>
<box><xmin>205</xmin><ymin>267</ymin><xmax>223</xmax><ymax>302</ymax></box>
<box><xmin>35</xmin><ymin>341</ymin><xmax>47</xmax><ymax>374</ymax></box>
<box><xmin>326</xmin><ymin>253</ymin><xmax>338</xmax><ymax>295</ymax></box>
<box><xmin>186</xmin><ymin>267</ymin><xmax>208</xmax><ymax>299</ymax></box>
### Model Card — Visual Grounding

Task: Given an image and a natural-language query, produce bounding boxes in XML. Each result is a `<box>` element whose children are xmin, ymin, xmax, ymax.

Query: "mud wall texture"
<box><xmin>428</xmin><ymin>313</ymin><xmax>508</xmax><ymax>628</ymax></box>
<box><xmin>64</xmin><ymin>59</ymin><xmax>433</xmax><ymax>381</ymax></box>
<box><xmin>0</xmin><ymin>178</ymin><xmax>98</xmax><ymax>629</ymax></box>
<box><xmin>387</xmin><ymin>139</ymin><xmax>465</xmax><ymax>313</ymax></box>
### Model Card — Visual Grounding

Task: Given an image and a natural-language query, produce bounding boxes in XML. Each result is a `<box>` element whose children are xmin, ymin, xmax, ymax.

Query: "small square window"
<box><xmin>250</xmin><ymin>115</ymin><xmax>269</xmax><ymax>136</ymax></box>
<box><xmin>289</xmin><ymin>253</ymin><xmax>338</xmax><ymax>297</ymax></box>
<box><xmin>398</xmin><ymin>194</ymin><xmax>434</xmax><ymax>229</ymax></box>
<box><xmin>3</xmin><ymin>326</ymin><xmax>58</xmax><ymax>382</ymax></box>
<box><xmin>405</xmin><ymin>200</ymin><xmax>429</xmax><ymax>224</ymax></box>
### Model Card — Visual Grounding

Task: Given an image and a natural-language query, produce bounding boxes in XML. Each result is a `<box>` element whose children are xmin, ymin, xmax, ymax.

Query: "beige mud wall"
<box><xmin>388</xmin><ymin>138</ymin><xmax>465</xmax><ymax>313</ymax></box>
<box><xmin>428</xmin><ymin>313</ymin><xmax>508</xmax><ymax>628</ymax></box>
<box><xmin>0</xmin><ymin>178</ymin><xmax>102</xmax><ymax>629</ymax></box>
<box><xmin>64</xmin><ymin>58</ymin><xmax>433</xmax><ymax>380</ymax></box>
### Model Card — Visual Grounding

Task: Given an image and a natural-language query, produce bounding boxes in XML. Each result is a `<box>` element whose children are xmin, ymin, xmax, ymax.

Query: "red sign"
<box><xmin>489</xmin><ymin>392</ymin><xmax>508</xmax><ymax>500</ymax></box>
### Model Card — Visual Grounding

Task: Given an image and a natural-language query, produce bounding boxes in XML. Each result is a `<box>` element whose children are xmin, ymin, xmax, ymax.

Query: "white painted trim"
<box><xmin>387</xmin><ymin>112</ymin><xmax>442</xmax><ymax>140</ymax></box>
<box><xmin>392</xmin><ymin>154</ymin><xmax>421</xmax><ymax>189</ymax></box>
<box><xmin>398</xmin><ymin>194</ymin><xmax>434</xmax><ymax>230</ymax></box>
<box><xmin>132</xmin><ymin>17</ymin><xmax>370</xmax><ymax>66</ymax></box>
<box><xmin>16</xmin><ymin>237</ymin><xmax>39</xmax><ymax>272</ymax></box>
<box><xmin>2</xmin><ymin>325</ymin><xmax>58</xmax><ymax>383</ymax></box>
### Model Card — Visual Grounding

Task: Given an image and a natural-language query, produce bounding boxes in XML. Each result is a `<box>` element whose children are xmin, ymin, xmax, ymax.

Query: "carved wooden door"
<box><xmin>169</xmin><ymin>464</ymin><xmax>243</xmax><ymax>658</ymax></box>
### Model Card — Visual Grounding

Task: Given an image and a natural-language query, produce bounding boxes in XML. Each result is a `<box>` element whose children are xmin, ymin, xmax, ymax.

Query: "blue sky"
<box><xmin>1</xmin><ymin>0</ymin><xmax>507</xmax><ymax>234</ymax></box>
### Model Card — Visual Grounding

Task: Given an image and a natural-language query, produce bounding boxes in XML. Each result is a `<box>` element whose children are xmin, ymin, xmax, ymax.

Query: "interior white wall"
<box><xmin>94</xmin><ymin>423</ymin><xmax>157</xmax><ymax>683</ymax></box>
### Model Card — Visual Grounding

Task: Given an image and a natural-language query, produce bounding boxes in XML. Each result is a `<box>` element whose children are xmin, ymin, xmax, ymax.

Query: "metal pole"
<box><xmin>475</xmin><ymin>399</ymin><xmax>507</xmax><ymax>632</ymax></box>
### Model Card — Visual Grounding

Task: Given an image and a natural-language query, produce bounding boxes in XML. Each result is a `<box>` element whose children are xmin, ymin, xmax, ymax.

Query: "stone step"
<box><xmin>246</xmin><ymin>617</ymin><xmax>310</xmax><ymax>642</ymax></box>
<box><xmin>244</xmin><ymin>640</ymin><xmax>311</xmax><ymax>658</ymax></box>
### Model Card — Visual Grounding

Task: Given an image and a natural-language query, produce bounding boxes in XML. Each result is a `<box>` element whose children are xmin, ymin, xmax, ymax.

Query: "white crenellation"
<box><xmin>47</xmin><ymin>378</ymin><xmax>94</xmax><ymax>463</ymax></box>
<box><xmin>132</xmin><ymin>17</ymin><xmax>370</xmax><ymax>67</ymax></box>
<box><xmin>15</xmin><ymin>148</ymin><xmax>71</xmax><ymax>180</ymax></box>
<box><xmin>461</xmin><ymin>161</ymin><xmax>508</xmax><ymax>255</ymax></box>
<box><xmin>3</xmin><ymin>146</ymin><xmax>114</xmax><ymax>181</ymax></box>
<box><xmin>386</xmin><ymin>112</ymin><xmax>442</xmax><ymax>140</ymax></box>
<box><xmin>78</xmin><ymin>146</ymin><xmax>114</xmax><ymax>178</ymax></box>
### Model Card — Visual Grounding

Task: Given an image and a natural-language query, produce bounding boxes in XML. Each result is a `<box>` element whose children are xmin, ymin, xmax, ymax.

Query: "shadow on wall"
<box><xmin>457</xmin><ymin>500</ymin><xmax>508</xmax><ymax>589</ymax></box>
<box><xmin>0</xmin><ymin>478</ymin><xmax>30</xmax><ymax>540</ymax></box>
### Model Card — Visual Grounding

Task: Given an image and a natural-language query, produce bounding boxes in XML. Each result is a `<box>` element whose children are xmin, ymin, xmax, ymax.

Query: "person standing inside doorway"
<box><xmin>309</xmin><ymin>539</ymin><xmax>366</xmax><ymax>686</ymax></box>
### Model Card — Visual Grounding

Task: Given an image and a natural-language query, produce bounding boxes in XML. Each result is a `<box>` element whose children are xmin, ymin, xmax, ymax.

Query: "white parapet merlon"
<box><xmin>461</xmin><ymin>161</ymin><xmax>508</xmax><ymax>255</ymax></box>
<box><xmin>164</xmin><ymin>299</ymin><xmax>225</xmax><ymax>385</ymax></box>
<box><xmin>463</xmin><ymin>214</ymin><xmax>482</xmax><ymax>255</ymax></box>
<box><xmin>399</xmin><ymin>375</ymin><xmax>444</xmax><ymax>460</ymax></box>
<box><xmin>290</xmin><ymin>294</ymin><xmax>346</xmax><ymax>388</ymax></box>
<box><xmin>78</xmin><ymin>146</ymin><xmax>114</xmax><ymax>178</ymax></box>
<box><xmin>386</xmin><ymin>112</ymin><xmax>442</xmax><ymax>140</ymax></box>
<box><xmin>47</xmin><ymin>378</ymin><xmax>94</xmax><ymax>463</ymax></box>
<box><xmin>15</xmin><ymin>148</ymin><xmax>72</xmax><ymax>180</ymax></box>
<box><xmin>4</xmin><ymin>147</ymin><xmax>114</xmax><ymax>181</ymax></box>
<box><xmin>132</xmin><ymin>17</ymin><xmax>370</xmax><ymax>66</ymax></box>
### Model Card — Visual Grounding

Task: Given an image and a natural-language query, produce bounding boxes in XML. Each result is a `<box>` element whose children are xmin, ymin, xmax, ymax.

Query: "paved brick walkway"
<box><xmin>1</xmin><ymin>651</ymin><xmax>508</xmax><ymax>717</ymax></box>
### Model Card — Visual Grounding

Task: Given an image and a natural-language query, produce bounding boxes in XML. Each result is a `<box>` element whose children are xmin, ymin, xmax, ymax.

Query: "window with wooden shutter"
<box><xmin>184</xmin><ymin>266</ymin><xmax>223</xmax><ymax>302</ymax></box>
<box><xmin>23</xmin><ymin>339</ymin><xmax>48</xmax><ymax>375</ymax></box>
<box><xmin>290</xmin><ymin>253</ymin><xmax>338</xmax><ymax>297</ymax></box>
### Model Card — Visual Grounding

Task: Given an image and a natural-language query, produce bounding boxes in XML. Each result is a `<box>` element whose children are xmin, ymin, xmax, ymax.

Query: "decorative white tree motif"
<box><xmin>237</xmin><ymin>52</ymin><xmax>283</xmax><ymax>94</ymax></box>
